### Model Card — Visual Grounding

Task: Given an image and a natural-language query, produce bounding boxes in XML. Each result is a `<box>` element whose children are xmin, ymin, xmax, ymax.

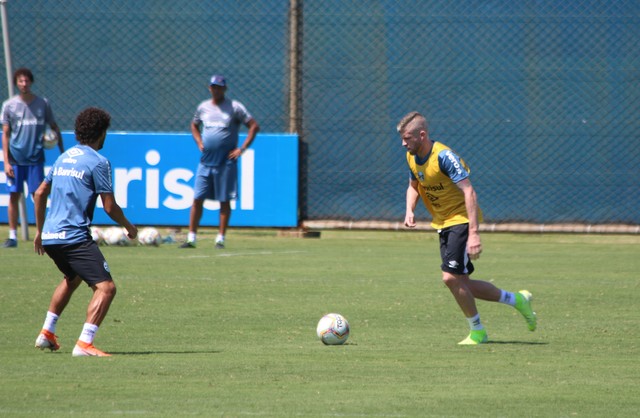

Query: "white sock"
<box><xmin>499</xmin><ymin>290</ymin><xmax>517</xmax><ymax>306</ymax></box>
<box><xmin>78</xmin><ymin>323</ymin><xmax>99</xmax><ymax>344</ymax></box>
<box><xmin>43</xmin><ymin>311</ymin><xmax>59</xmax><ymax>333</ymax></box>
<box><xmin>187</xmin><ymin>232</ymin><xmax>196</xmax><ymax>243</ymax></box>
<box><xmin>216</xmin><ymin>234</ymin><xmax>224</xmax><ymax>243</ymax></box>
<box><xmin>467</xmin><ymin>314</ymin><xmax>484</xmax><ymax>331</ymax></box>
<box><xmin>9</xmin><ymin>229</ymin><xmax>17</xmax><ymax>240</ymax></box>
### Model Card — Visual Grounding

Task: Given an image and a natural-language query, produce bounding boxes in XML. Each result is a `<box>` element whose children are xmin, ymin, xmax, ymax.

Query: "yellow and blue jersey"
<box><xmin>406</xmin><ymin>141</ymin><xmax>483</xmax><ymax>229</ymax></box>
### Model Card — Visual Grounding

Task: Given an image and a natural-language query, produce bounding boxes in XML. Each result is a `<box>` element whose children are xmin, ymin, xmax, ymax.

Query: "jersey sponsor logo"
<box><xmin>52</xmin><ymin>166</ymin><xmax>86</xmax><ymax>180</ymax></box>
<box><xmin>445</xmin><ymin>150</ymin><xmax>463</xmax><ymax>175</ymax></box>
<box><xmin>203</xmin><ymin>120</ymin><xmax>229</xmax><ymax>129</ymax></box>
<box><xmin>16</xmin><ymin>118</ymin><xmax>40</xmax><ymax>127</ymax></box>
<box><xmin>424</xmin><ymin>182</ymin><xmax>444</xmax><ymax>192</ymax></box>
<box><xmin>42</xmin><ymin>230</ymin><xmax>66</xmax><ymax>240</ymax></box>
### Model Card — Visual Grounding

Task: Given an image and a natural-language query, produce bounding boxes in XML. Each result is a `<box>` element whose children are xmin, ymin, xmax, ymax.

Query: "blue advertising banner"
<box><xmin>0</xmin><ymin>132</ymin><xmax>299</xmax><ymax>227</ymax></box>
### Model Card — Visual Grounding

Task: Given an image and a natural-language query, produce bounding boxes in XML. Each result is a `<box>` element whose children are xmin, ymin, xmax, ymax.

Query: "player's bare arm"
<box><xmin>33</xmin><ymin>181</ymin><xmax>52</xmax><ymax>255</ymax></box>
<box><xmin>190</xmin><ymin>121</ymin><xmax>204</xmax><ymax>152</ymax></box>
<box><xmin>404</xmin><ymin>179</ymin><xmax>420</xmax><ymax>228</ymax></box>
<box><xmin>50</xmin><ymin>122</ymin><xmax>64</xmax><ymax>153</ymax></box>
<box><xmin>2</xmin><ymin>124</ymin><xmax>14</xmax><ymax>178</ymax></box>
<box><xmin>100</xmin><ymin>192</ymin><xmax>138</xmax><ymax>240</ymax></box>
<box><xmin>229</xmin><ymin>118</ymin><xmax>260</xmax><ymax>160</ymax></box>
<box><xmin>456</xmin><ymin>178</ymin><xmax>482</xmax><ymax>259</ymax></box>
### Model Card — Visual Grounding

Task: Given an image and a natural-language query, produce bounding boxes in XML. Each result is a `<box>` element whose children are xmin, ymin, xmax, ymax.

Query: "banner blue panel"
<box><xmin>0</xmin><ymin>132</ymin><xmax>299</xmax><ymax>227</ymax></box>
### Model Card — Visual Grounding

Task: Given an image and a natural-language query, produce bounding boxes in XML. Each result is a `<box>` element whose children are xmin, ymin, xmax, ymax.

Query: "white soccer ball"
<box><xmin>90</xmin><ymin>226</ymin><xmax>104</xmax><ymax>245</ymax></box>
<box><xmin>316</xmin><ymin>313</ymin><xmax>350</xmax><ymax>345</ymax></box>
<box><xmin>42</xmin><ymin>129</ymin><xmax>59</xmax><ymax>149</ymax></box>
<box><xmin>103</xmin><ymin>226</ymin><xmax>129</xmax><ymax>246</ymax></box>
<box><xmin>138</xmin><ymin>227</ymin><xmax>162</xmax><ymax>246</ymax></box>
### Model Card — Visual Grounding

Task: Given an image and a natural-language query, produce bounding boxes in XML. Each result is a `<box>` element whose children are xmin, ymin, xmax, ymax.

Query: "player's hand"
<box><xmin>467</xmin><ymin>232</ymin><xmax>482</xmax><ymax>260</ymax></box>
<box><xmin>4</xmin><ymin>165</ymin><xmax>14</xmax><ymax>179</ymax></box>
<box><xmin>125</xmin><ymin>225</ymin><xmax>138</xmax><ymax>240</ymax></box>
<box><xmin>34</xmin><ymin>233</ymin><xmax>45</xmax><ymax>255</ymax></box>
<box><xmin>228</xmin><ymin>147</ymin><xmax>243</xmax><ymax>160</ymax></box>
<box><xmin>404</xmin><ymin>213</ymin><xmax>417</xmax><ymax>228</ymax></box>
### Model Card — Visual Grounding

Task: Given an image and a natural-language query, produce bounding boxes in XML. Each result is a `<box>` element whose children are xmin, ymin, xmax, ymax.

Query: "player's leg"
<box><xmin>468</xmin><ymin>280</ymin><xmax>536</xmax><ymax>331</ymax></box>
<box><xmin>4</xmin><ymin>165</ymin><xmax>23</xmax><ymax>246</ymax></box>
<box><xmin>36</xmin><ymin>243</ymin><xmax>84</xmax><ymax>351</ymax></box>
<box><xmin>467</xmin><ymin>279</ymin><xmax>501</xmax><ymax>301</ymax></box>
<box><xmin>72</xmin><ymin>279</ymin><xmax>116</xmax><ymax>357</ymax></box>
<box><xmin>58</xmin><ymin>241</ymin><xmax>115</xmax><ymax>357</ymax></box>
<box><xmin>216</xmin><ymin>201</ymin><xmax>231</xmax><ymax>248</ymax></box>
<box><xmin>442</xmin><ymin>272</ymin><xmax>488</xmax><ymax>345</ymax></box>
<box><xmin>181</xmin><ymin>164</ymin><xmax>210</xmax><ymax>248</ymax></box>
<box><xmin>187</xmin><ymin>199</ymin><xmax>204</xmax><ymax>234</ymax></box>
<box><xmin>85</xmin><ymin>280</ymin><xmax>116</xmax><ymax>326</ymax></box>
<box><xmin>3</xmin><ymin>192</ymin><xmax>20</xmax><ymax>246</ymax></box>
<box><xmin>213</xmin><ymin>163</ymin><xmax>237</xmax><ymax>249</ymax></box>
<box><xmin>442</xmin><ymin>272</ymin><xmax>478</xmax><ymax>318</ymax></box>
<box><xmin>439</xmin><ymin>225</ymin><xmax>488</xmax><ymax>345</ymax></box>
<box><xmin>179</xmin><ymin>199</ymin><xmax>204</xmax><ymax>248</ymax></box>
<box><xmin>35</xmin><ymin>276</ymin><xmax>83</xmax><ymax>351</ymax></box>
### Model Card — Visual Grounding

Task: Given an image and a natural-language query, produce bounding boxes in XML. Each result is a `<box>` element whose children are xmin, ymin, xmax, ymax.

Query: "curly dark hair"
<box><xmin>13</xmin><ymin>67</ymin><xmax>34</xmax><ymax>84</ymax></box>
<box><xmin>74</xmin><ymin>107</ymin><xmax>111</xmax><ymax>144</ymax></box>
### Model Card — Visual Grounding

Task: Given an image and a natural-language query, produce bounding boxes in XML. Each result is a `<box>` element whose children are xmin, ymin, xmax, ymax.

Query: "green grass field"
<box><xmin>1</xmin><ymin>227</ymin><xmax>639</xmax><ymax>417</ymax></box>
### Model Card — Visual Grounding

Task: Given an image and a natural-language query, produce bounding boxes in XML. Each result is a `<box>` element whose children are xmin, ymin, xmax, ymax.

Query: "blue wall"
<box><xmin>0</xmin><ymin>133</ymin><xmax>299</xmax><ymax>227</ymax></box>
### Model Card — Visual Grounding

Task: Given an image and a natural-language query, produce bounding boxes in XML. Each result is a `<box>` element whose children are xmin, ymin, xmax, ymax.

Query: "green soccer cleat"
<box><xmin>515</xmin><ymin>290</ymin><xmax>537</xmax><ymax>331</ymax></box>
<box><xmin>458</xmin><ymin>329</ymin><xmax>488</xmax><ymax>345</ymax></box>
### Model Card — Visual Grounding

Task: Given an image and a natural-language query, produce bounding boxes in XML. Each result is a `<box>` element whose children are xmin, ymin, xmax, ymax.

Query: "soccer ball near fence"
<box><xmin>316</xmin><ymin>313</ymin><xmax>350</xmax><ymax>345</ymax></box>
<box><xmin>42</xmin><ymin>129</ymin><xmax>59</xmax><ymax>149</ymax></box>
<box><xmin>138</xmin><ymin>227</ymin><xmax>162</xmax><ymax>246</ymax></box>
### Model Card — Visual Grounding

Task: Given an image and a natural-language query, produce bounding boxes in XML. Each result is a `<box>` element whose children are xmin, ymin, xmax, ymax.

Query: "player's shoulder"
<box><xmin>2</xmin><ymin>95</ymin><xmax>22</xmax><ymax>109</ymax></box>
<box><xmin>67</xmin><ymin>145</ymin><xmax>106</xmax><ymax>163</ymax></box>
<box><xmin>230</xmin><ymin>99</ymin><xmax>248</xmax><ymax>110</ymax></box>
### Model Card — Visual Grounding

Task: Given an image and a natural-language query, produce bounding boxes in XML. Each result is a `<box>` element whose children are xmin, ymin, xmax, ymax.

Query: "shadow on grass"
<box><xmin>109</xmin><ymin>350</ymin><xmax>223</xmax><ymax>355</ymax></box>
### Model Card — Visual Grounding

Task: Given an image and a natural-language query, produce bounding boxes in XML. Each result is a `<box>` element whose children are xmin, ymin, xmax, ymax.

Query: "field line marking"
<box><xmin>181</xmin><ymin>250</ymin><xmax>307</xmax><ymax>259</ymax></box>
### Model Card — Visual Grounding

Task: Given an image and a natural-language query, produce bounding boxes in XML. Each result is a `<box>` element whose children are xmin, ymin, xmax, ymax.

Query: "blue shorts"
<box><xmin>438</xmin><ymin>223</ymin><xmax>475</xmax><ymax>275</ymax></box>
<box><xmin>5</xmin><ymin>163</ymin><xmax>44</xmax><ymax>194</ymax></box>
<box><xmin>44</xmin><ymin>240</ymin><xmax>113</xmax><ymax>286</ymax></box>
<box><xmin>193</xmin><ymin>162</ymin><xmax>238</xmax><ymax>202</ymax></box>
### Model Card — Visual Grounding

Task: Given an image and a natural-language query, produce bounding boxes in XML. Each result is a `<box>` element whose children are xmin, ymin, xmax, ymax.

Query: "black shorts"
<box><xmin>438</xmin><ymin>223</ymin><xmax>474</xmax><ymax>275</ymax></box>
<box><xmin>44</xmin><ymin>240</ymin><xmax>113</xmax><ymax>286</ymax></box>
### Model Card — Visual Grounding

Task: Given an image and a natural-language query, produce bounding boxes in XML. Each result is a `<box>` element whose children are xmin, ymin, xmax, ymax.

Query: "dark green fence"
<box><xmin>2</xmin><ymin>1</ymin><xmax>638</xmax><ymax>225</ymax></box>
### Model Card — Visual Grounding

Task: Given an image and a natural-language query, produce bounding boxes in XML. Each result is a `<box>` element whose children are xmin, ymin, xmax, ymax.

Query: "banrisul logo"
<box><xmin>425</xmin><ymin>183</ymin><xmax>444</xmax><ymax>192</ymax></box>
<box><xmin>101</xmin><ymin>149</ymin><xmax>255</xmax><ymax>211</ymax></box>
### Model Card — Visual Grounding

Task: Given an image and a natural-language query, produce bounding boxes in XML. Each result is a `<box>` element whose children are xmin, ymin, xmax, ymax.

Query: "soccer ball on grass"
<box><xmin>103</xmin><ymin>226</ymin><xmax>132</xmax><ymax>246</ymax></box>
<box><xmin>316</xmin><ymin>313</ymin><xmax>350</xmax><ymax>345</ymax></box>
<box><xmin>90</xmin><ymin>226</ymin><xmax>104</xmax><ymax>245</ymax></box>
<box><xmin>138</xmin><ymin>227</ymin><xmax>162</xmax><ymax>246</ymax></box>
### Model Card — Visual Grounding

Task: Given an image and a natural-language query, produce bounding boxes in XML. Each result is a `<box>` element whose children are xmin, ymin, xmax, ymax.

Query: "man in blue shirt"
<box><xmin>180</xmin><ymin>74</ymin><xmax>260</xmax><ymax>249</ymax></box>
<box><xmin>1</xmin><ymin>68</ymin><xmax>64</xmax><ymax>247</ymax></box>
<box><xmin>33</xmin><ymin>107</ymin><xmax>137</xmax><ymax>357</ymax></box>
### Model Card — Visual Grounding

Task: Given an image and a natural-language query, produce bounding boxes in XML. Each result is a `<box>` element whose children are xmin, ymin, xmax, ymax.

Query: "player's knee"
<box><xmin>441</xmin><ymin>272</ymin><xmax>461</xmax><ymax>288</ymax></box>
<box><xmin>97</xmin><ymin>280</ymin><xmax>117</xmax><ymax>299</ymax></box>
